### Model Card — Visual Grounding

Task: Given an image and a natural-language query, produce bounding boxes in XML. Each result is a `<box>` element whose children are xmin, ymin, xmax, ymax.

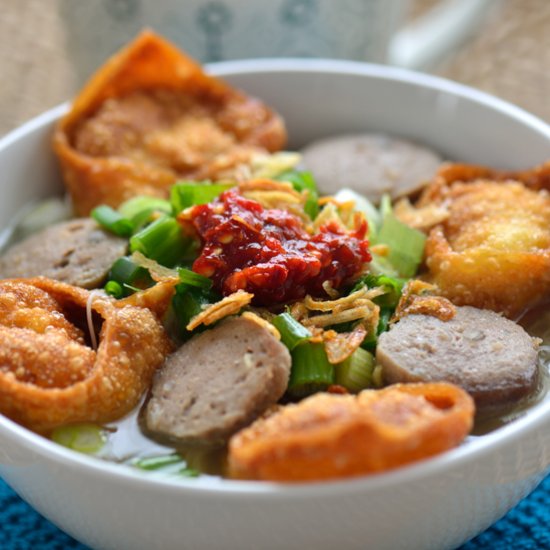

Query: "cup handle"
<box><xmin>388</xmin><ymin>0</ymin><xmax>497</xmax><ymax>70</ymax></box>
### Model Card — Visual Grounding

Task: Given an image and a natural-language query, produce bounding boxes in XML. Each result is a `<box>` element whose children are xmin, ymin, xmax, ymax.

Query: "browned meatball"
<box><xmin>145</xmin><ymin>316</ymin><xmax>291</xmax><ymax>446</ymax></box>
<box><xmin>0</xmin><ymin>218</ymin><xmax>127</xmax><ymax>289</ymax></box>
<box><xmin>376</xmin><ymin>306</ymin><xmax>539</xmax><ymax>409</ymax></box>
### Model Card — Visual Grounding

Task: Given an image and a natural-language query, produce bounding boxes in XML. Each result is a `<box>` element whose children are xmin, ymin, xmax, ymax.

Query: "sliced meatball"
<box><xmin>301</xmin><ymin>133</ymin><xmax>442</xmax><ymax>203</ymax></box>
<box><xmin>0</xmin><ymin>218</ymin><xmax>127</xmax><ymax>289</ymax></box>
<box><xmin>376</xmin><ymin>306</ymin><xmax>539</xmax><ymax>409</ymax></box>
<box><xmin>145</xmin><ymin>316</ymin><xmax>291</xmax><ymax>446</ymax></box>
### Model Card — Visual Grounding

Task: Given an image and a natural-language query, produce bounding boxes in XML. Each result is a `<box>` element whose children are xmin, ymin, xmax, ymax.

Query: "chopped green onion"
<box><xmin>276</xmin><ymin>170</ymin><xmax>319</xmax><ymax>219</ymax></box>
<box><xmin>288</xmin><ymin>342</ymin><xmax>335</xmax><ymax>398</ymax></box>
<box><xmin>118</xmin><ymin>196</ymin><xmax>172</xmax><ymax>220</ymax></box>
<box><xmin>133</xmin><ymin>454</ymin><xmax>184</xmax><ymax>471</ymax></box>
<box><xmin>51</xmin><ymin>423</ymin><xmax>107</xmax><ymax>454</ymax></box>
<box><xmin>109</xmin><ymin>256</ymin><xmax>151</xmax><ymax>287</ymax></box>
<box><xmin>130</xmin><ymin>215</ymin><xmax>190</xmax><ymax>267</ymax></box>
<box><xmin>91</xmin><ymin>205</ymin><xmax>134</xmax><ymax>237</ymax></box>
<box><xmin>335</xmin><ymin>347</ymin><xmax>375</xmax><ymax>393</ymax></box>
<box><xmin>104</xmin><ymin>280</ymin><xmax>123</xmax><ymax>298</ymax></box>
<box><xmin>379</xmin><ymin>193</ymin><xmax>392</xmax><ymax>221</ymax></box>
<box><xmin>368</xmin><ymin>253</ymin><xmax>400</xmax><ymax>278</ymax></box>
<box><xmin>122</xmin><ymin>283</ymin><xmax>143</xmax><ymax>293</ymax></box>
<box><xmin>170</xmin><ymin>181</ymin><xmax>235</xmax><ymax>214</ymax></box>
<box><xmin>372</xmin><ymin>364</ymin><xmax>384</xmax><ymax>388</ymax></box>
<box><xmin>117</xmin><ymin>196</ymin><xmax>172</xmax><ymax>233</ymax></box>
<box><xmin>354</xmin><ymin>273</ymin><xmax>406</xmax><ymax>309</ymax></box>
<box><xmin>272</xmin><ymin>312</ymin><xmax>311</xmax><ymax>350</ymax></box>
<box><xmin>132</xmin><ymin>454</ymin><xmax>201</xmax><ymax>478</ymax></box>
<box><xmin>376</xmin><ymin>213</ymin><xmax>426</xmax><ymax>278</ymax></box>
<box><xmin>172</xmin><ymin>283</ymin><xmax>219</xmax><ymax>337</ymax></box>
<box><xmin>179</xmin><ymin>466</ymin><xmax>200</xmax><ymax>477</ymax></box>
<box><xmin>250</xmin><ymin>152</ymin><xmax>301</xmax><ymax>178</ymax></box>
<box><xmin>377</xmin><ymin>307</ymin><xmax>393</xmax><ymax>335</ymax></box>
<box><xmin>178</xmin><ymin>268</ymin><xmax>212</xmax><ymax>290</ymax></box>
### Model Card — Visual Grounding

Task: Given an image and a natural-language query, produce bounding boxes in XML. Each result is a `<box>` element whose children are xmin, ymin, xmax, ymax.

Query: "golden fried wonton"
<box><xmin>423</xmin><ymin>180</ymin><xmax>550</xmax><ymax>317</ymax></box>
<box><xmin>54</xmin><ymin>30</ymin><xmax>286</xmax><ymax>215</ymax></box>
<box><xmin>419</xmin><ymin>160</ymin><xmax>550</xmax><ymax>204</ymax></box>
<box><xmin>0</xmin><ymin>278</ymin><xmax>172</xmax><ymax>432</ymax></box>
<box><xmin>228</xmin><ymin>383</ymin><xmax>474</xmax><ymax>481</ymax></box>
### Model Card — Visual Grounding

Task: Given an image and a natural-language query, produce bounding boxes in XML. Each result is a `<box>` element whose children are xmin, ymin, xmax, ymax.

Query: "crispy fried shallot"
<box><xmin>323</xmin><ymin>325</ymin><xmax>368</xmax><ymax>364</ymax></box>
<box><xmin>393</xmin><ymin>197</ymin><xmax>449</xmax><ymax>233</ymax></box>
<box><xmin>0</xmin><ymin>278</ymin><xmax>172</xmax><ymax>432</ymax></box>
<box><xmin>237</xmin><ymin>179</ymin><xmax>309</xmax><ymax>222</ymax></box>
<box><xmin>186</xmin><ymin>289</ymin><xmax>253</xmax><ymax>331</ymax></box>
<box><xmin>393</xmin><ymin>280</ymin><xmax>456</xmax><ymax>323</ymax></box>
<box><xmin>240</xmin><ymin>311</ymin><xmax>281</xmax><ymax>340</ymax></box>
<box><xmin>301</xmin><ymin>286</ymin><xmax>383</xmax><ymax>330</ymax></box>
<box><xmin>228</xmin><ymin>382</ymin><xmax>474</xmax><ymax>481</ymax></box>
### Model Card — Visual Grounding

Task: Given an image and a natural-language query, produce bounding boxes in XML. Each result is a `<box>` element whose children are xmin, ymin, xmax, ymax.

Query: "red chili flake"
<box><xmin>185</xmin><ymin>189</ymin><xmax>371</xmax><ymax>305</ymax></box>
<box><xmin>327</xmin><ymin>385</ymin><xmax>350</xmax><ymax>395</ymax></box>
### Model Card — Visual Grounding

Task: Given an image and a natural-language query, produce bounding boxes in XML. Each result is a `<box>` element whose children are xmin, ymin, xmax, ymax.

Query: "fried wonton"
<box><xmin>419</xmin><ymin>160</ymin><xmax>550</xmax><ymax>205</ymax></box>
<box><xmin>54</xmin><ymin>30</ymin><xmax>286</xmax><ymax>216</ymax></box>
<box><xmin>0</xmin><ymin>278</ymin><xmax>172</xmax><ymax>432</ymax></box>
<box><xmin>228</xmin><ymin>383</ymin><xmax>474</xmax><ymax>481</ymax></box>
<box><xmin>423</xmin><ymin>180</ymin><xmax>550</xmax><ymax>317</ymax></box>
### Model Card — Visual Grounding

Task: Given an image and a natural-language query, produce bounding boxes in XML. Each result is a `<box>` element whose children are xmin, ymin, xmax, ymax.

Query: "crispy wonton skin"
<box><xmin>54</xmin><ymin>30</ymin><xmax>286</xmax><ymax>216</ymax></box>
<box><xmin>424</xmin><ymin>180</ymin><xmax>550</xmax><ymax>318</ymax></box>
<box><xmin>228</xmin><ymin>383</ymin><xmax>474</xmax><ymax>482</ymax></box>
<box><xmin>434</xmin><ymin>160</ymin><xmax>550</xmax><ymax>190</ymax></box>
<box><xmin>0</xmin><ymin>278</ymin><xmax>172</xmax><ymax>433</ymax></box>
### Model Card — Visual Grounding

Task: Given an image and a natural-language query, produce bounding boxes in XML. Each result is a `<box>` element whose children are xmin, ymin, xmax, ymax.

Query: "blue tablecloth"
<box><xmin>1</xmin><ymin>474</ymin><xmax>550</xmax><ymax>549</ymax></box>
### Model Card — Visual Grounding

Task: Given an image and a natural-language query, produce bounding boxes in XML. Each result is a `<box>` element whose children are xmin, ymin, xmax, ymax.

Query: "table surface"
<box><xmin>1</xmin><ymin>0</ymin><xmax>549</xmax><ymax>548</ymax></box>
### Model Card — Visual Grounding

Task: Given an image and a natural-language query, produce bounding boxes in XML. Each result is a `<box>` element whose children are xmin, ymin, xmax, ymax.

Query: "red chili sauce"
<box><xmin>186</xmin><ymin>189</ymin><xmax>371</xmax><ymax>305</ymax></box>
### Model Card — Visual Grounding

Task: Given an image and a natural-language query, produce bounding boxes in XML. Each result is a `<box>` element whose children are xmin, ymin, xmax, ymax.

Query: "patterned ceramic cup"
<box><xmin>59</xmin><ymin>0</ymin><xmax>493</xmax><ymax>83</ymax></box>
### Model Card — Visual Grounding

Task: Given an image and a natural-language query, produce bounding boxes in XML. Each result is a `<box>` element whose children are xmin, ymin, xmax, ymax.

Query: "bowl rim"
<box><xmin>1</xmin><ymin>58</ymin><xmax>549</xmax><ymax>498</ymax></box>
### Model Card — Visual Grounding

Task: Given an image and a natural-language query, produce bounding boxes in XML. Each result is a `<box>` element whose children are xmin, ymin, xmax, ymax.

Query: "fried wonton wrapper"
<box><xmin>418</xmin><ymin>160</ymin><xmax>550</xmax><ymax>205</ymax></box>
<box><xmin>54</xmin><ymin>30</ymin><xmax>286</xmax><ymax>216</ymax></box>
<box><xmin>435</xmin><ymin>160</ymin><xmax>550</xmax><ymax>190</ymax></box>
<box><xmin>228</xmin><ymin>382</ymin><xmax>474</xmax><ymax>482</ymax></box>
<box><xmin>423</xmin><ymin>180</ymin><xmax>550</xmax><ymax>318</ymax></box>
<box><xmin>0</xmin><ymin>278</ymin><xmax>172</xmax><ymax>432</ymax></box>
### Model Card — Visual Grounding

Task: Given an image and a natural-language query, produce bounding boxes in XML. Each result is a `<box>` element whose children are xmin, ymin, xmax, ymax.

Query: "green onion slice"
<box><xmin>51</xmin><ymin>423</ymin><xmax>107</xmax><ymax>454</ymax></box>
<box><xmin>271</xmin><ymin>312</ymin><xmax>311</xmax><ymax>350</ymax></box>
<box><xmin>109</xmin><ymin>256</ymin><xmax>151</xmax><ymax>286</ymax></box>
<box><xmin>118</xmin><ymin>196</ymin><xmax>172</xmax><ymax>232</ymax></box>
<box><xmin>91</xmin><ymin>205</ymin><xmax>134</xmax><ymax>237</ymax></box>
<box><xmin>178</xmin><ymin>268</ymin><xmax>212</xmax><ymax>290</ymax></box>
<box><xmin>130</xmin><ymin>215</ymin><xmax>190</xmax><ymax>267</ymax></box>
<box><xmin>170</xmin><ymin>181</ymin><xmax>235</xmax><ymax>214</ymax></box>
<box><xmin>276</xmin><ymin>170</ymin><xmax>319</xmax><ymax>219</ymax></box>
<box><xmin>376</xmin><ymin>213</ymin><xmax>426</xmax><ymax>278</ymax></box>
<box><xmin>379</xmin><ymin>193</ymin><xmax>393</xmax><ymax>221</ymax></box>
<box><xmin>179</xmin><ymin>467</ymin><xmax>200</xmax><ymax>478</ymax></box>
<box><xmin>354</xmin><ymin>273</ymin><xmax>406</xmax><ymax>309</ymax></box>
<box><xmin>172</xmin><ymin>283</ymin><xmax>220</xmax><ymax>338</ymax></box>
<box><xmin>133</xmin><ymin>454</ymin><xmax>184</xmax><ymax>471</ymax></box>
<box><xmin>118</xmin><ymin>196</ymin><xmax>172</xmax><ymax>219</ymax></box>
<box><xmin>335</xmin><ymin>347</ymin><xmax>375</xmax><ymax>393</ymax></box>
<box><xmin>104</xmin><ymin>280</ymin><xmax>123</xmax><ymax>298</ymax></box>
<box><xmin>287</xmin><ymin>342</ymin><xmax>334</xmax><ymax>398</ymax></box>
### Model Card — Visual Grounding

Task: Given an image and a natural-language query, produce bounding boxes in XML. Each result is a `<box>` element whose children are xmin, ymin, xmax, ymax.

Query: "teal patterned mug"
<box><xmin>59</xmin><ymin>0</ymin><xmax>494</xmax><ymax>83</ymax></box>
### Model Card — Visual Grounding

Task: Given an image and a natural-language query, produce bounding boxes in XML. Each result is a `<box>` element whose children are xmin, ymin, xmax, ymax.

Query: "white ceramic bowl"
<box><xmin>1</xmin><ymin>60</ymin><xmax>550</xmax><ymax>550</ymax></box>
